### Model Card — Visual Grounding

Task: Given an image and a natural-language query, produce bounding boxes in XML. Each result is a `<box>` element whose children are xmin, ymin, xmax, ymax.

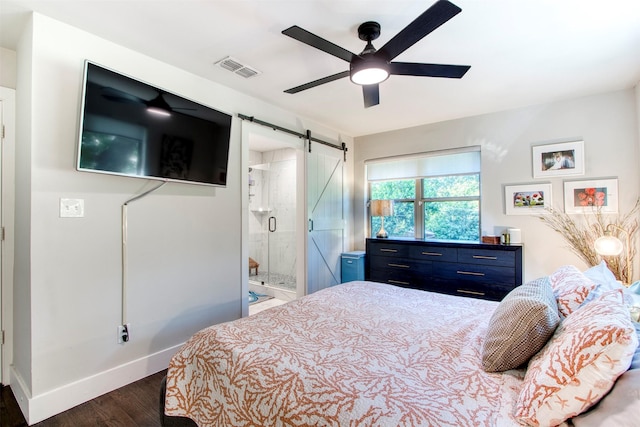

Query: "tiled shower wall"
<box><xmin>248</xmin><ymin>148</ymin><xmax>297</xmax><ymax>285</ymax></box>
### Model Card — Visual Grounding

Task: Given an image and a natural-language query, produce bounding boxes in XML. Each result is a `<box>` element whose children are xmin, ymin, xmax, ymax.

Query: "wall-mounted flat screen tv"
<box><xmin>77</xmin><ymin>61</ymin><xmax>232</xmax><ymax>187</ymax></box>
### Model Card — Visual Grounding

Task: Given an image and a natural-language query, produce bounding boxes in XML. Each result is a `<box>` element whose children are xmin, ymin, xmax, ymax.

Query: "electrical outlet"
<box><xmin>117</xmin><ymin>324</ymin><xmax>130</xmax><ymax>344</ymax></box>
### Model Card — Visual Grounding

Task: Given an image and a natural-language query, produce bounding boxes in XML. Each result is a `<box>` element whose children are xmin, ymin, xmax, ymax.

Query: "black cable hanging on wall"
<box><xmin>238</xmin><ymin>113</ymin><xmax>347</xmax><ymax>161</ymax></box>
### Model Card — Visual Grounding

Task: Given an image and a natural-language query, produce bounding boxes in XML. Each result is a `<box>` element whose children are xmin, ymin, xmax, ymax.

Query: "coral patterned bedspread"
<box><xmin>165</xmin><ymin>281</ymin><xmax>525</xmax><ymax>426</ymax></box>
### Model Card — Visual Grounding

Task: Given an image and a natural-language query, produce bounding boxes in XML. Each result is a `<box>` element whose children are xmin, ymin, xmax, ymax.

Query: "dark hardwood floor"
<box><xmin>1</xmin><ymin>370</ymin><xmax>167</xmax><ymax>427</ymax></box>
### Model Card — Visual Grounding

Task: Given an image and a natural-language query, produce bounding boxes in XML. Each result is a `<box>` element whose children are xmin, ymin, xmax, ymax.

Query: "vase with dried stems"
<box><xmin>538</xmin><ymin>198</ymin><xmax>640</xmax><ymax>284</ymax></box>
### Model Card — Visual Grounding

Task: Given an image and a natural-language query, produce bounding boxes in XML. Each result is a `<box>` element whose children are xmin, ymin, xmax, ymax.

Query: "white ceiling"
<box><xmin>1</xmin><ymin>0</ymin><xmax>640</xmax><ymax>137</ymax></box>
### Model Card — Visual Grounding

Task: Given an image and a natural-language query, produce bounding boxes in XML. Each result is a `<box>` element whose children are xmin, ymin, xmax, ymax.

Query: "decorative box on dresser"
<box><xmin>365</xmin><ymin>238</ymin><xmax>523</xmax><ymax>301</ymax></box>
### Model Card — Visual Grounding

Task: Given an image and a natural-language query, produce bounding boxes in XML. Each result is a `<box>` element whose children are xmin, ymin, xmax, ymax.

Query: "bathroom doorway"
<box><xmin>248</xmin><ymin>150</ymin><xmax>296</xmax><ymax>295</ymax></box>
<box><xmin>244</xmin><ymin>122</ymin><xmax>305</xmax><ymax>304</ymax></box>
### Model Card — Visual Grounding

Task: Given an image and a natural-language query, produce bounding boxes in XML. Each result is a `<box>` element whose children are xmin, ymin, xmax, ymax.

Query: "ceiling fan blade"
<box><xmin>390</xmin><ymin>62</ymin><xmax>470</xmax><ymax>78</ymax></box>
<box><xmin>282</xmin><ymin>26</ymin><xmax>356</xmax><ymax>63</ymax></box>
<box><xmin>101</xmin><ymin>87</ymin><xmax>146</xmax><ymax>105</ymax></box>
<box><xmin>362</xmin><ymin>84</ymin><xmax>380</xmax><ymax>108</ymax></box>
<box><xmin>284</xmin><ymin>70</ymin><xmax>350</xmax><ymax>94</ymax></box>
<box><xmin>378</xmin><ymin>0</ymin><xmax>462</xmax><ymax>61</ymax></box>
<box><xmin>162</xmin><ymin>93</ymin><xmax>197</xmax><ymax>110</ymax></box>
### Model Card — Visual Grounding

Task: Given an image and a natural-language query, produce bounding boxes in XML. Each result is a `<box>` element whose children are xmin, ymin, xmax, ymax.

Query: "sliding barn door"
<box><xmin>306</xmin><ymin>141</ymin><xmax>345</xmax><ymax>294</ymax></box>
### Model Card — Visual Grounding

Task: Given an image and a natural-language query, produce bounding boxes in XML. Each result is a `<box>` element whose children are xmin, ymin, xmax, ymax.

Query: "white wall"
<box><xmin>0</xmin><ymin>86</ymin><xmax>17</xmax><ymax>386</ymax></box>
<box><xmin>636</xmin><ymin>83</ymin><xmax>640</xmax><ymax>146</ymax></box>
<box><xmin>13</xmin><ymin>15</ymin><xmax>33</xmax><ymax>400</ymax></box>
<box><xmin>354</xmin><ymin>89</ymin><xmax>640</xmax><ymax>282</ymax></box>
<box><xmin>11</xmin><ymin>12</ymin><xmax>353</xmax><ymax>424</ymax></box>
<box><xmin>0</xmin><ymin>47</ymin><xmax>17</xmax><ymax>88</ymax></box>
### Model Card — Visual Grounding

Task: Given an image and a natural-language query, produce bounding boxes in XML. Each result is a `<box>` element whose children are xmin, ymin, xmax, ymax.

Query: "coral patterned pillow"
<box><xmin>549</xmin><ymin>265</ymin><xmax>598</xmax><ymax>317</ymax></box>
<box><xmin>514</xmin><ymin>289</ymin><xmax>638</xmax><ymax>427</ymax></box>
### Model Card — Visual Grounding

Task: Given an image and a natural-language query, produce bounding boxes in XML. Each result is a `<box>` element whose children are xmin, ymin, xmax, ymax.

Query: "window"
<box><xmin>367</xmin><ymin>147</ymin><xmax>481</xmax><ymax>241</ymax></box>
<box><xmin>370</xmin><ymin>179</ymin><xmax>415</xmax><ymax>237</ymax></box>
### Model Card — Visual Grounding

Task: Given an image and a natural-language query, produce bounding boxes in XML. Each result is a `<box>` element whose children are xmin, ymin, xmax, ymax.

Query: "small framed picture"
<box><xmin>564</xmin><ymin>178</ymin><xmax>618</xmax><ymax>214</ymax></box>
<box><xmin>505</xmin><ymin>183</ymin><xmax>553</xmax><ymax>215</ymax></box>
<box><xmin>532</xmin><ymin>140</ymin><xmax>585</xmax><ymax>178</ymax></box>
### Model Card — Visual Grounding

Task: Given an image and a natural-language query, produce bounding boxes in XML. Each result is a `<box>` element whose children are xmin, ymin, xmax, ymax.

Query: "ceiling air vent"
<box><xmin>215</xmin><ymin>56</ymin><xmax>261</xmax><ymax>79</ymax></box>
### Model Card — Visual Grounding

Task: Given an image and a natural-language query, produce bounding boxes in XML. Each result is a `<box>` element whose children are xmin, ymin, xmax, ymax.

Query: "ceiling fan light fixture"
<box><xmin>351</xmin><ymin>67</ymin><xmax>389</xmax><ymax>85</ymax></box>
<box><xmin>146</xmin><ymin>94</ymin><xmax>172</xmax><ymax>116</ymax></box>
<box><xmin>147</xmin><ymin>106</ymin><xmax>171</xmax><ymax>117</ymax></box>
<box><xmin>350</xmin><ymin>60</ymin><xmax>389</xmax><ymax>85</ymax></box>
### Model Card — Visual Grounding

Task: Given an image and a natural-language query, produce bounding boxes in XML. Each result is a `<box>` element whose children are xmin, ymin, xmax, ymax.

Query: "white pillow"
<box><xmin>582</xmin><ymin>260</ymin><xmax>621</xmax><ymax>291</ymax></box>
<box><xmin>582</xmin><ymin>262</ymin><xmax>640</xmax><ymax>311</ymax></box>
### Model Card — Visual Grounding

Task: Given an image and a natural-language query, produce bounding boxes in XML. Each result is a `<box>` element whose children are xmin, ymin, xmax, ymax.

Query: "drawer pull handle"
<box><xmin>457</xmin><ymin>270</ymin><xmax>485</xmax><ymax>276</ymax></box>
<box><xmin>457</xmin><ymin>289</ymin><xmax>486</xmax><ymax>296</ymax></box>
<box><xmin>388</xmin><ymin>263</ymin><xmax>410</xmax><ymax>269</ymax></box>
<box><xmin>472</xmin><ymin>255</ymin><xmax>497</xmax><ymax>260</ymax></box>
<box><xmin>380</xmin><ymin>248</ymin><xmax>398</xmax><ymax>253</ymax></box>
<box><xmin>421</xmin><ymin>252</ymin><xmax>442</xmax><ymax>256</ymax></box>
<box><xmin>389</xmin><ymin>279</ymin><xmax>410</xmax><ymax>285</ymax></box>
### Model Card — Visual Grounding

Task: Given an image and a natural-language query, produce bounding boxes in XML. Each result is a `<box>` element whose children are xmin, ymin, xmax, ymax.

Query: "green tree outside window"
<box><xmin>370</xmin><ymin>174</ymin><xmax>480</xmax><ymax>241</ymax></box>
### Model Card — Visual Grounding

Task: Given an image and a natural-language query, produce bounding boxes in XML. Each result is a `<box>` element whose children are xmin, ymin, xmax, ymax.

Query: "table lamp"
<box><xmin>370</xmin><ymin>200</ymin><xmax>394</xmax><ymax>239</ymax></box>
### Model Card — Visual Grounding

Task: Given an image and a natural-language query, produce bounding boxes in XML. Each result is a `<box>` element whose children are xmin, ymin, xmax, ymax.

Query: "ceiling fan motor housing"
<box><xmin>358</xmin><ymin>21</ymin><xmax>381</xmax><ymax>42</ymax></box>
<box><xmin>351</xmin><ymin>22</ymin><xmax>389</xmax><ymax>85</ymax></box>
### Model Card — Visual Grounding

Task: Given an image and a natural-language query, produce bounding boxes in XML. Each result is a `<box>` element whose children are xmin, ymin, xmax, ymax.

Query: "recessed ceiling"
<box><xmin>1</xmin><ymin>0</ymin><xmax>639</xmax><ymax>137</ymax></box>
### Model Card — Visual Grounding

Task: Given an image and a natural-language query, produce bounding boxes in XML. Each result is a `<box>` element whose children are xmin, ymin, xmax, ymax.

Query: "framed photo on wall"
<box><xmin>564</xmin><ymin>178</ymin><xmax>618</xmax><ymax>214</ymax></box>
<box><xmin>505</xmin><ymin>183</ymin><xmax>553</xmax><ymax>215</ymax></box>
<box><xmin>532</xmin><ymin>140</ymin><xmax>585</xmax><ymax>178</ymax></box>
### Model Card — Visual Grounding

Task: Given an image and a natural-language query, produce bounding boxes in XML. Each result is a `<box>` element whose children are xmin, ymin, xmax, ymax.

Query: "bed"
<box><xmin>163</xmin><ymin>264</ymin><xmax>640</xmax><ymax>427</ymax></box>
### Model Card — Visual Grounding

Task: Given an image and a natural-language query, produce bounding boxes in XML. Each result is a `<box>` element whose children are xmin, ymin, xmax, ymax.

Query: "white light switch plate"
<box><xmin>60</xmin><ymin>198</ymin><xmax>85</xmax><ymax>218</ymax></box>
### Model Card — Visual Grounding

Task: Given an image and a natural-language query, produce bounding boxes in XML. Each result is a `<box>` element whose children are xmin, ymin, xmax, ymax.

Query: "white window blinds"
<box><xmin>366</xmin><ymin>146</ymin><xmax>480</xmax><ymax>181</ymax></box>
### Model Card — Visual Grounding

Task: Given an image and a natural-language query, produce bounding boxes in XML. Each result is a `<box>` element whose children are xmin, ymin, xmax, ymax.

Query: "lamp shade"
<box><xmin>350</xmin><ymin>58</ymin><xmax>390</xmax><ymax>85</ymax></box>
<box><xmin>594</xmin><ymin>235</ymin><xmax>624</xmax><ymax>256</ymax></box>
<box><xmin>370</xmin><ymin>200</ymin><xmax>394</xmax><ymax>217</ymax></box>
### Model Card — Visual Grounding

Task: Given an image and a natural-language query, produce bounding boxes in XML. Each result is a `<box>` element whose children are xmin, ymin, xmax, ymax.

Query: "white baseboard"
<box><xmin>10</xmin><ymin>344</ymin><xmax>183</xmax><ymax>425</ymax></box>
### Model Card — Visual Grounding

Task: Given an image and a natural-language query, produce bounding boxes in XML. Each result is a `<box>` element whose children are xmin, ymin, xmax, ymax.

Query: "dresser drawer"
<box><xmin>457</xmin><ymin>248</ymin><xmax>515</xmax><ymax>267</ymax></box>
<box><xmin>369</xmin><ymin>255</ymin><xmax>430</xmax><ymax>274</ymax></box>
<box><xmin>430</xmin><ymin>276</ymin><xmax>513</xmax><ymax>301</ymax></box>
<box><xmin>369</xmin><ymin>255</ymin><xmax>431</xmax><ymax>287</ymax></box>
<box><xmin>409</xmin><ymin>245</ymin><xmax>457</xmax><ymax>262</ymax></box>
<box><xmin>367</xmin><ymin>242</ymin><xmax>410</xmax><ymax>258</ymax></box>
<box><xmin>453</xmin><ymin>283</ymin><xmax>511</xmax><ymax>301</ymax></box>
<box><xmin>369</xmin><ymin>268</ymin><xmax>419</xmax><ymax>288</ymax></box>
<box><xmin>437</xmin><ymin>263</ymin><xmax>515</xmax><ymax>285</ymax></box>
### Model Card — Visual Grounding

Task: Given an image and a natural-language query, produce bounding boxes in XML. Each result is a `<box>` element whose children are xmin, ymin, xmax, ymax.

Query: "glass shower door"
<box><xmin>264</xmin><ymin>157</ymin><xmax>296</xmax><ymax>291</ymax></box>
<box><xmin>248</xmin><ymin>153</ymin><xmax>296</xmax><ymax>293</ymax></box>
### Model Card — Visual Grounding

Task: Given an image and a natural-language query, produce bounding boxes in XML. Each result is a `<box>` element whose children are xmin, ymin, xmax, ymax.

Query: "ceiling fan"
<box><xmin>101</xmin><ymin>87</ymin><xmax>196</xmax><ymax>116</ymax></box>
<box><xmin>282</xmin><ymin>0</ymin><xmax>470</xmax><ymax>108</ymax></box>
